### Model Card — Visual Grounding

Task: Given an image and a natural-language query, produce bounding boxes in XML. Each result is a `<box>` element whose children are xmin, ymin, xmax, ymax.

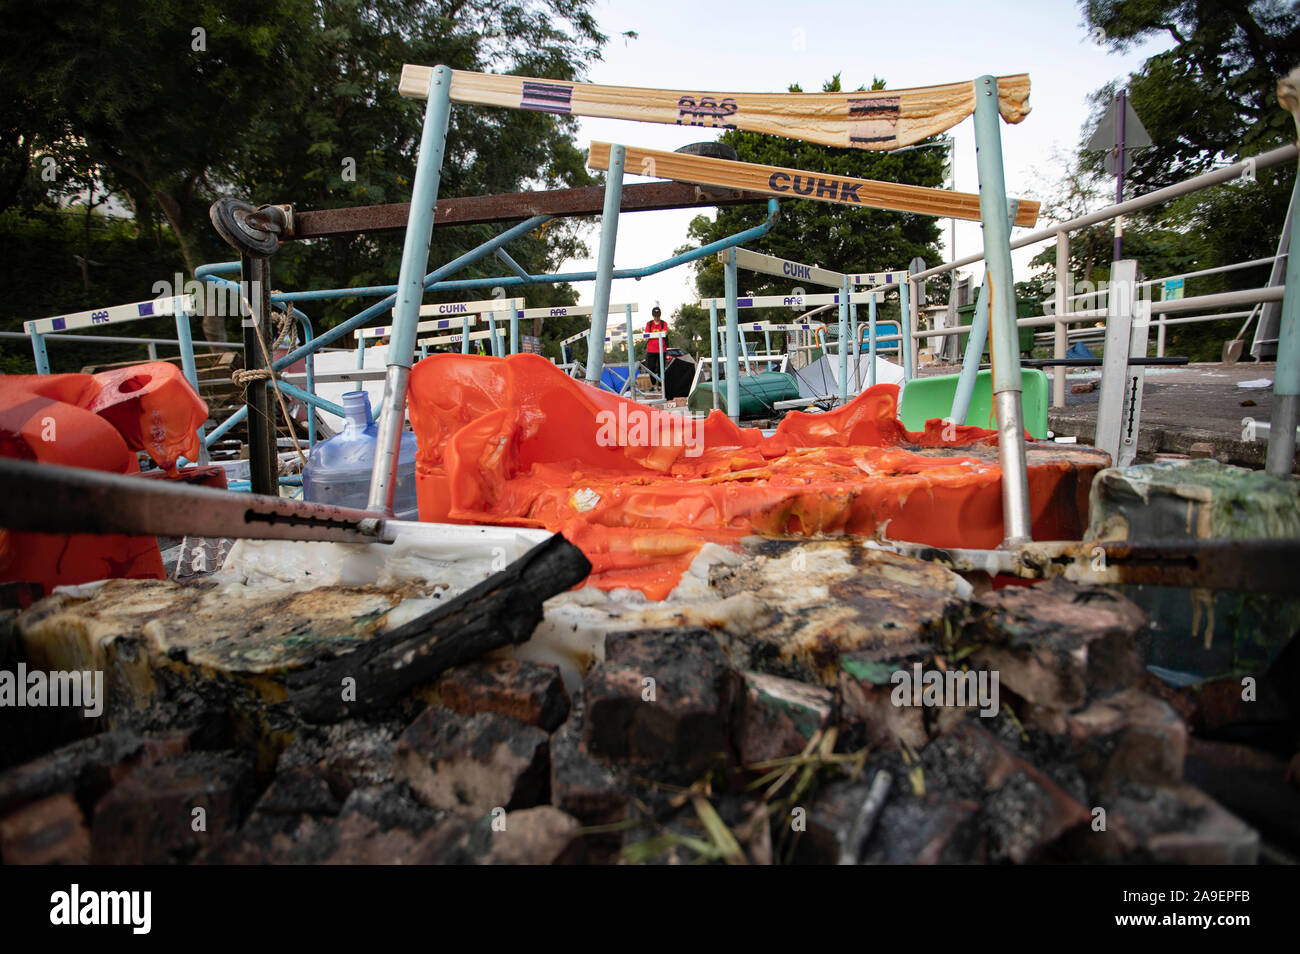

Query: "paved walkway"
<box><xmin>920</xmin><ymin>362</ymin><xmax>1290</xmax><ymax>471</ymax></box>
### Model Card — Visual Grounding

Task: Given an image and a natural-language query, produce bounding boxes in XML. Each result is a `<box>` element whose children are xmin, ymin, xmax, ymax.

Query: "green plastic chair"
<box><xmin>898</xmin><ymin>368</ymin><xmax>1050</xmax><ymax>439</ymax></box>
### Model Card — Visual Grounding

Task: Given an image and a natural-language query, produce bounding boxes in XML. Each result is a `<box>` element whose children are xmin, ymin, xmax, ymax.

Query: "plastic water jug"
<box><xmin>302</xmin><ymin>390</ymin><xmax>419</xmax><ymax>519</ymax></box>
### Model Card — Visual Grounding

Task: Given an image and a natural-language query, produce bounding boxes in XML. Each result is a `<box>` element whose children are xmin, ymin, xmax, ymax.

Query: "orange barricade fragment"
<box><xmin>409</xmin><ymin>354</ymin><xmax>1086</xmax><ymax>599</ymax></box>
<box><xmin>0</xmin><ymin>363</ymin><xmax>209</xmax><ymax>590</ymax></box>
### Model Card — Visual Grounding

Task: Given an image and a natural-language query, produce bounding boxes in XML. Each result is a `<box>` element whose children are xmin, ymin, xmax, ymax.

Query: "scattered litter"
<box><xmin>1237</xmin><ymin>378</ymin><xmax>1273</xmax><ymax>389</ymax></box>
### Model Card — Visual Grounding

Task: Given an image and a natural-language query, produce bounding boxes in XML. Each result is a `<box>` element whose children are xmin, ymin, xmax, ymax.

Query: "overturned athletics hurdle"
<box><xmin>696</xmin><ymin>292</ymin><xmax>881</xmax><ymax>405</ymax></box>
<box><xmin>726</xmin><ymin>247</ymin><xmax>911</xmax><ymax>390</ymax></box>
<box><xmin>391</xmin><ymin>65</ymin><xmax>1038</xmax><ymax>543</ymax></box>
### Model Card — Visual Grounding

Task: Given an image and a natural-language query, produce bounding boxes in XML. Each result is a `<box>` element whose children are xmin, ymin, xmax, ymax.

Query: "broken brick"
<box><xmin>396</xmin><ymin>708</ymin><xmax>549</xmax><ymax>815</ymax></box>
<box><xmin>971</xmin><ymin>581</ymin><xmax>1144</xmax><ymax>712</ymax></box>
<box><xmin>736</xmin><ymin>670</ymin><xmax>834</xmax><ymax>765</ymax></box>
<box><xmin>438</xmin><ymin>658</ymin><xmax>570</xmax><ymax>731</ymax></box>
<box><xmin>0</xmin><ymin>792</ymin><xmax>90</xmax><ymax>864</ymax></box>
<box><xmin>452</xmin><ymin>806</ymin><xmax>584</xmax><ymax>865</ymax></box>
<box><xmin>928</xmin><ymin>723</ymin><xmax>1092</xmax><ymax>863</ymax></box>
<box><xmin>1066</xmin><ymin>689</ymin><xmax>1187</xmax><ymax>790</ymax></box>
<box><xmin>0</xmin><ymin>729</ymin><xmax>190</xmax><ymax>817</ymax></box>
<box><xmin>549</xmin><ymin>691</ymin><xmax>629</xmax><ymax>826</ymax></box>
<box><xmin>582</xmin><ymin>628</ymin><xmax>740</xmax><ymax>781</ymax></box>
<box><xmin>90</xmin><ymin>752</ymin><xmax>255</xmax><ymax>864</ymax></box>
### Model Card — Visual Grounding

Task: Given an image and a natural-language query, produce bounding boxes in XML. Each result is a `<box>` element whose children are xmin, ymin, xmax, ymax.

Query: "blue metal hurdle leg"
<box><xmin>1266</xmin><ymin>154</ymin><xmax>1300</xmax><ymax>476</ymax></box>
<box><xmin>586</xmin><ymin>144</ymin><xmax>626</xmax><ymax>387</ymax></box>
<box><xmin>172</xmin><ymin>305</ymin><xmax>210</xmax><ymax>464</ymax></box>
<box><xmin>724</xmin><ymin>247</ymin><xmax>741</xmax><ymax>422</ymax></box>
<box><xmin>708</xmin><ymin>301</ymin><xmax>720</xmax><ymax>411</ymax></box>
<box><xmin>900</xmin><ymin>279</ymin><xmax>913</xmax><ymax>382</ymax></box>
<box><xmin>950</xmin><ymin>202</ymin><xmax>1019</xmax><ymax>425</ymax></box>
<box><xmin>837</xmin><ymin>277</ymin><xmax>850</xmax><ymax>402</ymax></box>
<box><xmin>368</xmin><ymin>64</ymin><xmax>454</xmax><ymax>514</ymax></box>
<box><xmin>29</xmin><ymin>332</ymin><xmax>50</xmax><ymax>374</ymax></box>
<box><xmin>868</xmin><ymin>293</ymin><xmax>878</xmax><ymax>388</ymax></box>
<box><xmin>973</xmin><ymin>74</ymin><xmax>1031</xmax><ymax>543</ymax></box>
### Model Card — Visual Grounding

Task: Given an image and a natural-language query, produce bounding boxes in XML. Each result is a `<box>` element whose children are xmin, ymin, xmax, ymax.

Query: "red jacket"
<box><xmin>645</xmin><ymin>317</ymin><xmax>667</xmax><ymax>353</ymax></box>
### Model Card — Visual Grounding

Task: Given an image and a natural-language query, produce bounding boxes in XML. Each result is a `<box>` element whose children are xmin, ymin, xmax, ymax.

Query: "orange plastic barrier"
<box><xmin>0</xmin><ymin>363</ymin><xmax>208</xmax><ymax>590</ymax></box>
<box><xmin>409</xmin><ymin>354</ymin><xmax>1084</xmax><ymax>599</ymax></box>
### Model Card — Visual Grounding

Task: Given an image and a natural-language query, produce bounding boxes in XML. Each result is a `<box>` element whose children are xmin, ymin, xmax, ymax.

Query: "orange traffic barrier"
<box><xmin>409</xmin><ymin>354</ymin><xmax>1092</xmax><ymax>599</ymax></box>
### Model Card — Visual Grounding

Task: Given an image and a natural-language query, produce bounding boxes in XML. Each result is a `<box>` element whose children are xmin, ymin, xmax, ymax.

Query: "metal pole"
<box><xmin>950</xmin><ymin>271</ymin><xmax>990</xmax><ymax>425</ymax></box>
<box><xmin>911</xmin><ymin>143</ymin><xmax>1299</xmax><ymax>283</ymax></box>
<box><xmin>899</xmin><ymin>279</ymin><xmax>913</xmax><ymax>381</ymax></box>
<box><xmin>1053</xmin><ymin>231</ymin><xmax>1070</xmax><ymax>408</ymax></box>
<box><xmin>724</xmin><ymin>246</ymin><xmax>741</xmax><ymax>422</ymax></box>
<box><xmin>867</xmin><ymin>293</ymin><xmax>878</xmax><ymax>387</ymax></box>
<box><xmin>30</xmin><ymin>332</ymin><xmax>50</xmax><ymax>374</ymax></box>
<box><xmin>1266</xmin><ymin>166</ymin><xmax>1300</xmax><ymax>477</ymax></box>
<box><xmin>849</xmin><ymin>302</ymin><xmax>860</xmax><ymax>392</ymax></box>
<box><xmin>173</xmin><ymin>307</ymin><xmax>210</xmax><ymax>464</ymax></box>
<box><xmin>951</xmin><ymin>204</ymin><xmax>1020</xmax><ymax>425</ymax></box>
<box><xmin>626</xmin><ymin>304</ymin><xmax>635</xmax><ymax>399</ymax></box>
<box><xmin>973</xmin><ymin>74</ymin><xmax>1032</xmax><ymax>544</ymax></box>
<box><xmin>1114</xmin><ymin>89</ymin><xmax>1127</xmax><ymax>261</ymax></box>
<box><xmin>242</xmin><ymin>255</ymin><xmax>278</xmax><ymax>496</ymax></box>
<box><xmin>368</xmin><ymin>64</ymin><xmax>453</xmax><ymax>514</ymax></box>
<box><xmin>509</xmin><ymin>307</ymin><xmax>519</xmax><ymax>355</ymax></box>
<box><xmin>1252</xmin><ymin>184</ymin><xmax>1296</xmax><ymax>360</ymax></box>
<box><xmin>586</xmin><ymin>144</ymin><xmax>625</xmax><ymax>386</ymax></box>
<box><xmin>461</xmin><ymin>316</ymin><xmax>470</xmax><ymax>354</ymax></box>
<box><xmin>708</xmin><ymin>300</ymin><xmax>721</xmax><ymax>411</ymax></box>
<box><xmin>837</xmin><ymin>278</ymin><xmax>850</xmax><ymax>402</ymax></box>
<box><xmin>299</xmin><ymin>312</ymin><xmax>317</xmax><ymax>448</ymax></box>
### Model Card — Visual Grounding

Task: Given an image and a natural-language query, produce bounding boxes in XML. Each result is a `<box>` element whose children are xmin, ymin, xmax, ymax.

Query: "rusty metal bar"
<box><xmin>288</xmin><ymin>182</ymin><xmax>768</xmax><ymax>240</ymax></box>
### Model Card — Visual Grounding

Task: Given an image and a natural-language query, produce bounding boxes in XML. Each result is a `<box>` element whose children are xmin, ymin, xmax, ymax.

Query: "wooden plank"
<box><xmin>590</xmin><ymin>143</ymin><xmax>1040</xmax><ymax>227</ymax></box>
<box><xmin>401</xmin><ymin>66</ymin><xmax>1032</xmax><ymax>152</ymax></box>
<box><xmin>289</xmin><ymin>182</ymin><xmax>771</xmax><ymax>239</ymax></box>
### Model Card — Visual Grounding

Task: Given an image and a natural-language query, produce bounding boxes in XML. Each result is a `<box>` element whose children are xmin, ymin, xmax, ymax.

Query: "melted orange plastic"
<box><xmin>409</xmin><ymin>354</ymin><xmax>1086</xmax><ymax>599</ymax></box>
<box><xmin>0</xmin><ymin>363</ymin><xmax>208</xmax><ymax>589</ymax></box>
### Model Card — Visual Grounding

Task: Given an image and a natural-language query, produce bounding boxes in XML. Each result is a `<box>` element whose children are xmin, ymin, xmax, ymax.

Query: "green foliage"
<box><xmin>0</xmin><ymin>205</ymin><xmax>185</xmax><ymax>373</ymax></box>
<box><xmin>1080</xmin><ymin>0</ymin><xmax>1299</xmax><ymax>188</ymax></box>
<box><xmin>0</xmin><ymin>0</ymin><xmax>608</xmax><ymax>359</ymax></box>
<box><xmin>1028</xmin><ymin>2</ymin><xmax>1300</xmax><ymax>360</ymax></box>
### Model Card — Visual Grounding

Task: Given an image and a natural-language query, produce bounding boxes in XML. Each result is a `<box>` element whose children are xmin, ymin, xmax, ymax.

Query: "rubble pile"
<box><xmin>1</xmin><ymin>538</ymin><xmax>1294</xmax><ymax>865</ymax></box>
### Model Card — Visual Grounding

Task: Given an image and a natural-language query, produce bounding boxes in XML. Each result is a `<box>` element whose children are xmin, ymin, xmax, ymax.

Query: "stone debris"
<box><xmin>438</xmin><ymin>659</ymin><xmax>570</xmax><ymax>732</ymax></box>
<box><xmin>0</xmin><ymin>536</ymin><xmax>1287</xmax><ymax>865</ymax></box>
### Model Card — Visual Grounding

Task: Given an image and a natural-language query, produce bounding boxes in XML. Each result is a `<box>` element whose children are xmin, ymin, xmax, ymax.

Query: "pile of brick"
<box><xmin>3</xmin><ymin>540</ymin><xmax>1293</xmax><ymax>864</ymax></box>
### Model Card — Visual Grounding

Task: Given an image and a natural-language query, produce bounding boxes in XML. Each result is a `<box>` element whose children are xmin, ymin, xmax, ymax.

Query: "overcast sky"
<box><xmin>558</xmin><ymin>0</ymin><xmax>1173</xmax><ymax>327</ymax></box>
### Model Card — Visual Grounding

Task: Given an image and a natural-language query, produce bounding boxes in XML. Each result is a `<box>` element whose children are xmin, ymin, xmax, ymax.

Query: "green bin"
<box><xmin>689</xmin><ymin>371</ymin><xmax>800</xmax><ymax>419</ymax></box>
<box><xmin>899</xmin><ymin>368</ymin><xmax>1050</xmax><ymax>438</ymax></box>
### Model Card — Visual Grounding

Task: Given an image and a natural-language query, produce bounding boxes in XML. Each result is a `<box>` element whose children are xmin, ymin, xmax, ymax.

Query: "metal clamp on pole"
<box><xmin>972</xmin><ymin>75</ymin><xmax>1032</xmax><ymax>545</ymax></box>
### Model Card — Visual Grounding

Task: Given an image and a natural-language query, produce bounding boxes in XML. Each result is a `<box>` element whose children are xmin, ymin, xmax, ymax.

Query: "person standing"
<box><xmin>645</xmin><ymin>305</ymin><xmax>668</xmax><ymax>380</ymax></box>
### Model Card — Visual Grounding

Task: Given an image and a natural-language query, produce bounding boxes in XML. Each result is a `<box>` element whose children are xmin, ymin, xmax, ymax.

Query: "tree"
<box><xmin>1070</xmin><ymin>0</ymin><xmax>1298</xmax><ymax>358</ymax></box>
<box><xmin>1081</xmin><ymin>0</ymin><xmax>1300</xmax><ymax>188</ymax></box>
<box><xmin>0</xmin><ymin>0</ymin><xmax>608</xmax><ymax>353</ymax></box>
